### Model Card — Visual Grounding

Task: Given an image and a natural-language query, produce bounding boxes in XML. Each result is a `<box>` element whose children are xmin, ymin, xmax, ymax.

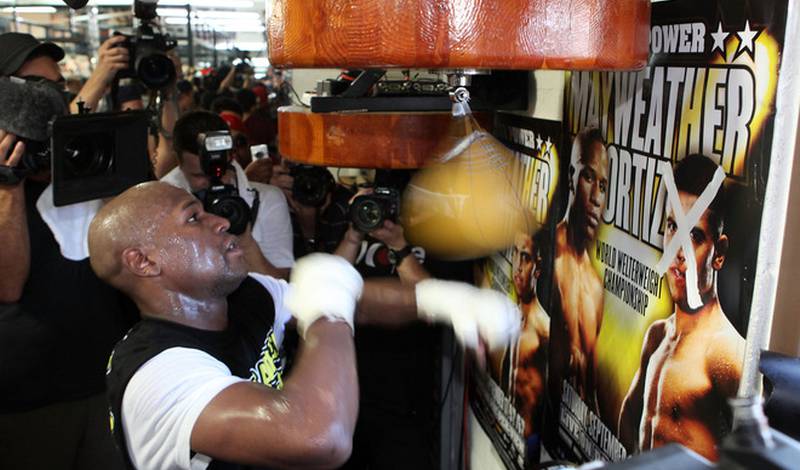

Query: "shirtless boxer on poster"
<box><xmin>548</xmin><ymin>127</ymin><xmax>608</xmax><ymax>414</ymax></box>
<box><xmin>618</xmin><ymin>154</ymin><xmax>745</xmax><ymax>461</ymax></box>
<box><xmin>509</xmin><ymin>232</ymin><xmax>550</xmax><ymax>436</ymax></box>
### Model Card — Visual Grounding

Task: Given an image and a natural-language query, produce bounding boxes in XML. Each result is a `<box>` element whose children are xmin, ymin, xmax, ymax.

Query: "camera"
<box><xmin>349</xmin><ymin>187</ymin><xmax>400</xmax><ymax>233</ymax></box>
<box><xmin>50</xmin><ymin>111</ymin><xmax>152</xmax><ymax>206</ymax></box>
<box><xmin>114</xmin><ymin>0</ymin><xmax>177</xmax><ymax>90</ymax></box>
<box><xmin>0</xmin><ymin>76</ymin><xmax>149</xmax><ymax>197</ymax></box>
<box><xmin>195</xmin><ymin>130</ymin><xmax>253</xmax><ymax>235</ymax></box>
<box><xmin>290</xmin><ymin>164</ymin><xmax>334</xmax><ymax>207</ymax></box>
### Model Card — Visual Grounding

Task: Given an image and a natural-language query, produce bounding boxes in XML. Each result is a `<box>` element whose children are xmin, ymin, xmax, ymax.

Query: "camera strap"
<box><xmin>248</xmin><ymin>187</ymin><xmax>260</xmax><ymax>225</ymax></box>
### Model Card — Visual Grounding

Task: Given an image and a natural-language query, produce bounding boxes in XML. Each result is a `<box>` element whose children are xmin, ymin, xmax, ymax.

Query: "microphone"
<box><xmin>0</xmin><ymin>76</ymin><xmax>67</xmax><ymax>142</ymax></box>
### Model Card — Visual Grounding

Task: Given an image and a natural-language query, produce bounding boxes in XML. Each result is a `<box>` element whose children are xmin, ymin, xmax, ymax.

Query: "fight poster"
<box><xmin>470</xmin><ymin>115</ymin><xmax>562</xmax><ymax>469</ymax></box>
<box><xmin>545</xmin><ymin>0</ymin><xmax>788</xmax><ymax>464</ymax></box>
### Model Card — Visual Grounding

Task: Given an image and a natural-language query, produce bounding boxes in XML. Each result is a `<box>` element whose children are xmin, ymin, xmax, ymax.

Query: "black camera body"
<box><xmin>195</xmin><ymin>130</ymin><xmax>252</xmax><ymax>235</ymax></box>
<box><xmin>349</xmin><ymin>187</ymin><xmax>400</xmax><ymax>233</ymax></box>
<box><xmin>115</xmin><ymin>26</ymin><xmax>176</xmax><ymax>90</ymax></box>
<box><xmin>290</xmin><ymin>164</ymin><xmax>334</xmax><ymax>207</ymax></box>
<box><xmin>114</xmin><ymin>0</ymin><xmax>176</xmax><ymax>90</ymax></box>
<box><xmin>0</xmin><ymin>76</ymin><xmax>150</xmax><ymax>198</ymax></box>
<box><xmin>51</xmin><ymin>111</ymin><xmax>152</xmax><ymax>206</ymax></box>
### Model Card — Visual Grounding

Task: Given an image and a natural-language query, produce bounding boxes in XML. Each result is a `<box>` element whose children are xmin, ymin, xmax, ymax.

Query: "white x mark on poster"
<box><xmin>655</xmin><ymin>166</ymin><xmax>726</xmax><ymax>309</ymax></box>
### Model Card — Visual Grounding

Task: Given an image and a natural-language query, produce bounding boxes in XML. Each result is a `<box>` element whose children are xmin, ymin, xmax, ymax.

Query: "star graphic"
<box><xmin>545</xmin><ymin>136</ymin><xmax>553</xmax><ymax>154</ymax></box>
<box><xmin>535</xmin><ymin>134</ymin><xmax>543</xmax><ymax>152</ymax></box>
<box><xmin>736</xmin><ymin>20</ymin><xmax>759</xmax><ymax>56</ymax></box>
<box><xmin>710</xmin><ymin>22</ymin><xmax>728</xmax><ymax>56</ymax></box>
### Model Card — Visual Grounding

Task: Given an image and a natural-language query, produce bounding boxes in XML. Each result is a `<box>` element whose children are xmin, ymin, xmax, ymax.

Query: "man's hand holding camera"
<box><xmin>70</xmin><ymin>35</ymin><xmax>129</xmax><ymax>113</ymax></box>
<box><xmin>0</xmin><ymin>128</ymin><xmax>31</xmax><ymax>302</ymax></box>
<box><xmin>0</xmin><ymin>129</ymin><xmax>25</xmax><ymax>174</ymax></box>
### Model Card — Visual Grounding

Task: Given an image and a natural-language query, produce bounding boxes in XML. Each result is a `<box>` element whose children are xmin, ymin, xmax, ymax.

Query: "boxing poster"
<box><xmin>545</xmin><ymin>0</ymin><xmax>788</xmax><ymax>463</ymax></box>
<box><xmin>470</xmin><ymin>115</ymin><xmax>563</xmax><ymax>470</ymax></box>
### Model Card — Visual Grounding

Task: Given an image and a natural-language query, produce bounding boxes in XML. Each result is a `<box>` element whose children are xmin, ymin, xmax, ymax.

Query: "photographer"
<box><xmin>271</xmin><ymin>163</ymin><xmax>471</xmax><ymax>469</ymax></box>
<box><xmin>162</xmin><ymin>111</ymin><xmax>294</xmax><ymax>280</ymax></box>
<box><xmin>69</xmin><ymin>35</ymin><xmax>129</xmax><ymax>114</ymax></box>
<box><xmin>0</xmin><ymin>32</ymin><xmax>136</xmax><ymax>470</ymax></box>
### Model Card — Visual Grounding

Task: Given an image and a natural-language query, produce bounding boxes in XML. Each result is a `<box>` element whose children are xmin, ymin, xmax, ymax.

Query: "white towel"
<box><xmin>35</xmin><ymin>184</ymin><xmax>102</xmax><ymax>261</ymax></box>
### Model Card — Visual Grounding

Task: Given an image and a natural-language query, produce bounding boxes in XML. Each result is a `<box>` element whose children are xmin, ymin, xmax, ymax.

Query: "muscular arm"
<box><xmin>354</xmin><ymin>278</ymin><xmax>418</xmax><ymax>327</ymax></box>
<box><xmin>191</xmin><ymin>320</ymin><xmax>357</xmax><ymax>469</ymax></box>
<box><xmin>0</xmin><ymin>133</ymin><xmax>29</xmax><ymax>302</ymax></box>
<box><xmin>618</xmin><ymin>320</ymin><xmax>665</xmax><ymax>454</ymax></box>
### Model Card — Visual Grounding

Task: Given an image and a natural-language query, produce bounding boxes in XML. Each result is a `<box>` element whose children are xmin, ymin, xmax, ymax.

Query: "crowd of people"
<box><xmin>0</xmin><ymin>31</ymin><xmax>522</xmax><ymax>470</ymax></box>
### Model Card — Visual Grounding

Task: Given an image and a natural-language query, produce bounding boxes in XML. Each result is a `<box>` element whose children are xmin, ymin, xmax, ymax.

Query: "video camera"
<box><xmin>0</xmin><ymin>75</ymin><xmax>151</xmax><ymax>203</ymax></box>
<box><xmin>114</xmin><ymin>0</ymin><xmax>177</xmax><ymax>90</ymax></box>
<box><xmin>1</xmin><ymin>111</ymin><xmax>151</xmax><ymax>206</ymax></box>
<box><xmin>349</xmin><ymin>187</ymin><xmax>400</xmax><ymax>233</ymax></box>
<box><xmin>194</xmin><ymin>130</ymin><xmax>254</xmax><ymax>235</ymax></box>
<box><xmin>289</xmin><ymin>163</ymin><xmax>334</xmax><ymax>207</ymax></box>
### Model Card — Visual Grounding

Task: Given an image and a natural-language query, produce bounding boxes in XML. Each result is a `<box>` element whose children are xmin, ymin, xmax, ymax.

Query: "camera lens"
<box><xmin>292</xmin><ymin>174</ymin><xmax>326</xmax><ymax>207</ymax></box>
<box><xmin>354</xmin><ymin>200</ymin><xmax>383</xmax><ymax>232</ymax></box>
<box><xmin>136</xmin><ymin>53</ymin><xmax>175</xmax><ymax>89</ymax></box>
<box><xmin>62</xmin><ymin>134</ymin><xmax>114</xmax><ymax>178</ymax></box>
<box><xmin>208</xmin><ymin>194</ymin><xmax>251</xmax><ymax>235</ymax></box>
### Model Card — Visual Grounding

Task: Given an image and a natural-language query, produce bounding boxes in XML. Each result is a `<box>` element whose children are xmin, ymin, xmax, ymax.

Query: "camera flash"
<box><xmin>205</xmin><ymin>135</ymin><xmax>233</xmax><ymax>152</ymax></box>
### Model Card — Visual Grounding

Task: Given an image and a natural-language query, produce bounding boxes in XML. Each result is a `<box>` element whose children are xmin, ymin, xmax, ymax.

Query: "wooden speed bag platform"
<box><xmin>278</xmin><ymin>106</ymin><xmax>493</xmax><ymax>169</ymax></box>
<box><xmin>268</xmin><ymin>0</ymin><xmax>651</xmax><ymax>70</ymax></box>
<box><xmin>271</xmin><ymin>0</ymin><xmax>651</xmax><ymax>169</ymax></box>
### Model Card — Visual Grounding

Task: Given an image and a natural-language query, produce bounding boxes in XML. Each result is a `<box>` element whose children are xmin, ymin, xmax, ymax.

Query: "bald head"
<box><xmin>88</xmin><ymin>182</ymin><xmax>187</xmax><ymax>289</ymax></box>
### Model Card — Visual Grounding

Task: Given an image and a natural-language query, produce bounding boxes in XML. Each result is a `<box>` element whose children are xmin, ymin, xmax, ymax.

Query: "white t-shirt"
<box><xmin>121</xmin><ymin>273</ymin><xmax>293</xmax><ymax>470</ymax></box>
<box><xmin>162</xmin><ymin>161</ymin><xmax>295</xmax><ymax>269</ymax></box>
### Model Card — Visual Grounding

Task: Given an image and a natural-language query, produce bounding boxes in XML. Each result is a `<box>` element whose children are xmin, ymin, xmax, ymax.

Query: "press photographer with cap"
<box><xmin>0</xmin><ymin>32</ymin><xmax>136</xmax><ymax>470</ymax></box>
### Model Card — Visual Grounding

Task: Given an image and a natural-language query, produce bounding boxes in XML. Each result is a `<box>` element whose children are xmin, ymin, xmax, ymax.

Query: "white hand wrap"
<box><xmin>285</xmin><ymin>253</ymin><xmax>364</xmax><ymax>338</ymax></box>
<box><xmin>415</xmin><ymin>279</ymin><xmax>520</xmax><ymax>351</ymax></box>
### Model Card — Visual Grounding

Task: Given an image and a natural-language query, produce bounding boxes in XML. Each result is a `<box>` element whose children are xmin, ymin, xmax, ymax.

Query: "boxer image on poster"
<box><xmin>618</xmin><ymin>154</ymin><xmax>746</xmax><ymax>461</ymax></box>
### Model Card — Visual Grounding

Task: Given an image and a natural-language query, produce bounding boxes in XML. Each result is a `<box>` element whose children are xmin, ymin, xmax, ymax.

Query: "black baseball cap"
<box><xmin>0</xmin><ymin>32</ymin><xmax>65</xmax><ymax>77</ymax></box>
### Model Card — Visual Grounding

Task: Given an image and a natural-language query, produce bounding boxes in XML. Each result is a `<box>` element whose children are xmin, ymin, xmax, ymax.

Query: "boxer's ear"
<box><xmin>122</xmin><ymin>247</ymin><xmax>162</xmax><ymax>277</ymax></box>
<box><xmin>713</xmin><ymin>234</ymin><xmax>728</xmax><ymax>270</ymax></box>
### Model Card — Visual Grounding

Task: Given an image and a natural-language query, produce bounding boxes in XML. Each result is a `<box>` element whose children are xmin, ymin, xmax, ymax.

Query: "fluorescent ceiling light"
<box><xmin>157</xmin><ymin>8</ymin><xmax>260</xmax><ymax>20</ymax></box>
<box><xmin>87</xmin><ymin>0</ymin><xmax>137</xmax><ymax>5</ymax></box>
<box><xmin>159</xmin><ymin>0</ymin><xmax>254</xmax><ymax>8</ymax></box>
<box><xmin>164</xmin><ymin>16</ymin><xmax>264</xmax><ymax>32</ymax></box>
<box><xmin>1</xmin><ymin>6</ymin><xmax>57</xmax><ymax>12</ymax></box>
<box><xmin>214</xmin><ymin>41</ymin><xmax>265</xmax><ymax>51</ymax></box>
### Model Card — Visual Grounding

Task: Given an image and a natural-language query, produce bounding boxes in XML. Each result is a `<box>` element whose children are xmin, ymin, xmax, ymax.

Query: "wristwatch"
<box><xmin>389</xmin><ymin>245</ymin><xmax>414</xmax><ymax>265</ymax></box>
